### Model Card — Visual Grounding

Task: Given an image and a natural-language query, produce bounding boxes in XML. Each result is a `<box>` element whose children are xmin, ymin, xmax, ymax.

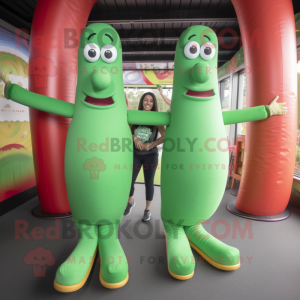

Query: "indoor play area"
<box><xmin>0</xmin><ymin>0</ymin><xmax>300</xmax><ymax>299</ymax></box>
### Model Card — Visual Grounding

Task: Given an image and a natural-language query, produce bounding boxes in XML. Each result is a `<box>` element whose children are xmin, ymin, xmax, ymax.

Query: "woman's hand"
<box><xmin>158</xmin><ymin>87</ymin><xmax>163</xmax><ymax>95</ymax></box>
<box><xmin>143</xmin><ymin>142</ymin><xmax>153</xmax><ymax>151</ymax></box>
<box><xmin>133</xmin><ymin>135</ymin><xmax>144</xmax><ymax>151</ymax></box>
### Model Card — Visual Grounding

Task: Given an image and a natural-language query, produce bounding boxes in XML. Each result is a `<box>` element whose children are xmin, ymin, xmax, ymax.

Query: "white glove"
<box><xmin>267</xmin><ymin>96</ymin><xmax>287</xmax><ymax>116</ymax></box>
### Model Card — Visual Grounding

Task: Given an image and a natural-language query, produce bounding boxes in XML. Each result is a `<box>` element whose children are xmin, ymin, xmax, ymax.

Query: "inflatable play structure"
<box><xmin>0</xmin><ymin>0</ymin><xmax>297</xmax><ymax>292</ymax></box>
<box><xmin>23</xmin><ymin>0</ymin><xmax>296</xmax><ymax>220</ymax></box>
<box><xmin>231</xmin><ymin>0</ymin><xmax>297</xmax><ymax>217</ymax></box>
<box><xmin>0</xmin><ymin>23</ymin><xmax>287</xmax><ymax>288</ymax></box>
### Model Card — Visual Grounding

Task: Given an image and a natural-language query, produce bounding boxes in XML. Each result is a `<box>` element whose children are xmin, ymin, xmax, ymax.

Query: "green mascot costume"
<box><xmin>160</xmin><ymin>25</ymin><xmax>287</xmax><ymax>279</ymax></box>
<box><xmin>0</xmin><ymin>23</ymin><xmax>286</xmax><ymax>288</ymax></box>
<box><xmin>0</xmin><ymin>23</ymin><xmax>169</xmax><ymax>292</ymax></box>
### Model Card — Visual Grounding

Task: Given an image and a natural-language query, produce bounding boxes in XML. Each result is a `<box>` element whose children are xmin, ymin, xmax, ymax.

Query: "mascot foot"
<box><xmin>54</xmin><ymin>223</ymin><xmax>98</xmax><ymax>293</ymax></box>
<box><xmin>163</xmin><ymin>221</ymin><xmax>195</xmax><ymax>280</ymax></box>
<box><xmin>98</xmin><ymin>223</ymin><xmax>129</xmax><ymax>289</ymax></box>
<box><xmin>185</xmin><ymin>224</ymin><xmax>240</xmax><ymax>271</ymax></box>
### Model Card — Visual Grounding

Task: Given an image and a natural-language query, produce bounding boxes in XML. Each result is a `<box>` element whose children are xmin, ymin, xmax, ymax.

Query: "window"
<box><xmin>219</xmin><ymin>77</ymin><xmax>231</xmax><ymax>134</ymax></box>
<box><xmin>237</xmin><ymin>72</ymin><xmax>247</xmax><ymax>136</ymax></box>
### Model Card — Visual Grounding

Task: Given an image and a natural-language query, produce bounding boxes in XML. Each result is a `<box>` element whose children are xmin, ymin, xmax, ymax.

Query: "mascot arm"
<box><xmin>0</xmin><ymin>68</ymin><xmax>74</xmax><ymax>118</ymax></box>
<box><xmin>222</xmin><ymin>96</ymin><xmax>287</xmax><ymax>125</ymax></box>
<box><xmin>7</xmin><ymin>84</ymin><xmax>74</xmax><ymax>118</ymax></box>
<box><xmin>127</xmin><ymin>110</ymin><xmax>170</xmax><ymax>126</ymax></box>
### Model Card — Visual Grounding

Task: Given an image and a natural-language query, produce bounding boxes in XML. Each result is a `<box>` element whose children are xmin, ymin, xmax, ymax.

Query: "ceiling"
<box><xmin>0</xmin><ymin>0</ymin><xmax>299</xmax><ymax>68</ymax></box>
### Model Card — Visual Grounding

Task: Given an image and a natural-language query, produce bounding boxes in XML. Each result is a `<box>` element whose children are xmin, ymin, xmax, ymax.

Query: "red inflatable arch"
<box><xmin>29</xmin><ymin>0</ymin><xmax>97</xmax><ymax>214</ymax></box>
<box><xmin>29</xmin><ymin>0</ymin><xmax>297</xmax><ymax>215</ymax></box>
<box><xmin>231</xmin><ymin>0</ymin><xmax>297</xmax><ymax>215</ymax></box>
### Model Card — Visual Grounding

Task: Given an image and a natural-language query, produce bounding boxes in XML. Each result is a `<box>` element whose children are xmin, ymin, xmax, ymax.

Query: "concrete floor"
<box><xmin>0</xmin><ymin>183</ymin><xmax>300</xmax><ymax>300</ymax></box>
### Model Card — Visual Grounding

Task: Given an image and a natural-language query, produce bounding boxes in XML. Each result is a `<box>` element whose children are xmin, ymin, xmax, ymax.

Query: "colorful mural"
<box><xmin>123</xmin><ymin>69</ymin><xmax>173</xmax><ymax>85</ymax></box>
<box><xmin>0</xmin><ymin>25</ymin><xmax>35</xmax><ymax>202</ymax></box>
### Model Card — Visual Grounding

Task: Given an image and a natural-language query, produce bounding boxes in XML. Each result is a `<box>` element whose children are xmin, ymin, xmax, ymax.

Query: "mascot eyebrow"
<box><xmin>188</xmin><ymin>34</ymin><xmax>196</xmax><ymax>40</ymax></box>
<box><xmin>188</xmin><ymin>34</ymin><xmax>211</xmax><ymax>41</ymax></box>
<box><xmin>87</xmin><ymin>32</ymin><xmax>113</xmax><ymax>42</ymax></box>
<box><xmin>204</xmin><ymin>35</ymin><xmax>211</xmax><ymax>41</ymax></box>
<box><xmin>88</xmin><ymin>33</ymin><xmax>96</xmax><ymax>40</ymax></box>
<box><xmin>105</xmin><ymin>33</ymin><xmax>113</xmax><ymax>42</ymax></box>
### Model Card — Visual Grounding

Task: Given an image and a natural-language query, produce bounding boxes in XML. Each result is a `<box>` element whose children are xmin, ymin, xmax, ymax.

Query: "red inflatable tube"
<box><xmin>231</xmin><ymin>0</ymin><xmax>297</xmax><ymax>215</ymax></box>
<box><xmin>29</xmin><ymin>0</ymin><xmax>97</xmax><ymax>213</ymax></box>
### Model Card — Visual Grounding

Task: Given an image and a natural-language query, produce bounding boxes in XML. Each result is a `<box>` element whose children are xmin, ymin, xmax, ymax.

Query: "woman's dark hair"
<box><xmin>132</xmin><ymin>92</ymin><xmax>158</xmax><ymax>138</ymax></box>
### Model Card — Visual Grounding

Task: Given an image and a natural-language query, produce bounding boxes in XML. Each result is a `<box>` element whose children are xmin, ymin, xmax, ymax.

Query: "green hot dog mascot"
<box><xmin>0</xmin><ymin>23</ymin><xmax>169</xmax><ymax>292</ymax></box>
<box><xmin>0</xmin><ymin>23</ymin><xmax>286</xmax><ymax>288</ymax></box>
<box><xmin>160</xmin><ymin>25</ymin><xmax>287</xmax><ymax>279</ymax></box>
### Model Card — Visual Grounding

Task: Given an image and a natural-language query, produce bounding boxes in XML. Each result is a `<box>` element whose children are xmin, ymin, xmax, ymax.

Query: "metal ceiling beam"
<box><xmin>117</xmin><ymin>28</ymin><xmax>241</xmax><ymax>43</ymax></box>
<box><xmin>121</xmin><ymin>37</ymin><xmax>179</xmax><ymax>42</ymax></box>
<box><xmin>121</xmin><ymin>41</ymin><xmax>239</xmax><ymax>57</ymax></box>
<box><xmin>89</xmin><ymin>18</ymin><xmax>237</xmax><ymax>25</ymax></box>
<box><xmin>121</xmin><ymin>37</ymin><xmax>240</xmax><ymax>42</ymax></box>
<box><xmin>122</xmin><ymin>48</ymin><xmax>237</xmax><ymax>55</ymax></box>
<box><xmin>124</xmin><ymin>51</ymin><xmax>175</xmax><ymax>55</ymax></box>
<box><xmin>88</xmin><ymin>9</ymin><xmax>238</xmax><ymax>25</ymax></box>
<box><xmin>0</xmin><ymin>2</ymin><xmax>32</xmax><ymax>31</ymax></box>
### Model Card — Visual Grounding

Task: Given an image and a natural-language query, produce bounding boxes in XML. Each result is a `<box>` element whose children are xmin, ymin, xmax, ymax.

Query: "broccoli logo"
<box><xmin>24</xmin><ymin>247</ymin><xmax>55</xmax><ymax>277</ymax></box>
<box><xmin>27</xmin><ymin>56</ymin><xmax>57</xmax><ymax>88</ymax></box>
<box><xmin>83</xmin><ymin>157</ymin><xmax>106</xmax><ymax>179</ymax></box>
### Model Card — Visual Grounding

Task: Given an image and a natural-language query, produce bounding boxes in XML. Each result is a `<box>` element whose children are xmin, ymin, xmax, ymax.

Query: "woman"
<box><xmin>124</xmin><ymin>92</ymin><xmax>166</xmax><ymax>221</ymax></box>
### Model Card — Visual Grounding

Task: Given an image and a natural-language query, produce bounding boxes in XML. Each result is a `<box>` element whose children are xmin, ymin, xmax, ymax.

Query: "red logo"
<box><xmin>27</xmin><ymin>56</ymin><xmax>57</xmax><ymax>88</ymax></box>
<box><xmin>24</xmin><ymin>246</ymin><xmax>55</xmax><ymax>277</ymax></box>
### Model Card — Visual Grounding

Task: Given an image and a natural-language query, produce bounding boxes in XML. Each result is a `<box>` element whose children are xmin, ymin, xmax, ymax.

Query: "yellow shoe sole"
<box><xmin>53</xmin><ymin>250</ymin><xmax>97</xmax><ymax>293</ymax></box>
<box><xmin>98</xmin><ymin>246</ymin><xmax>129</xmax><ymax>289</ymax></box>
<box><xmin>100</xmin><ymin>272</ymin><xmax>129</xmax><ymax>289</ymax></box>
<box><xmin>164</xmin><ymin>231</ymin><xmax>194</xmax><ymax>280</ymax></box>
<box><xmin>168</xmin><ymin>267</ymin><xmax>194</xmax><ymax>280</ymax></box>
<box><xmin>189</xmin><ymin>241</ymin><xmax>240</xmax><ymax>271</ymax></box>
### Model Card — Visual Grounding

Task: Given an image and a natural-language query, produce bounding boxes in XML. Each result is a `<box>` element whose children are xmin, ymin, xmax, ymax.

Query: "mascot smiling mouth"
<box><xmin>84</xmin><ymin>96</ymin><xmax>114</xmax><ymax>106</ymax></box>
<box><xmin>186</xmin><ymin>90</ymin><xmax>214</xmax><ymax>97</ymax></box>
